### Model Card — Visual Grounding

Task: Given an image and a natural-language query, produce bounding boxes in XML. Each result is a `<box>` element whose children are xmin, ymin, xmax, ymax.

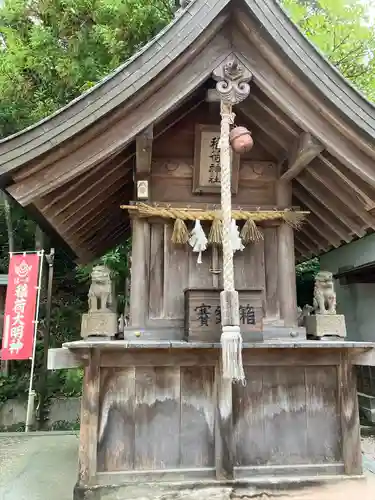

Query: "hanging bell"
<box><xmin>230</xmin><ymin>126</ymin><xmax>253</xmax><ymax>154</ymax></box>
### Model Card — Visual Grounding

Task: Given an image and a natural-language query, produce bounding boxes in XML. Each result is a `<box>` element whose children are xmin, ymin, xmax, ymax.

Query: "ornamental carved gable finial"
<box><xmin>212</xmin><ymin>56</ymin><xmax>252</xmax><ymax>104</ymax></box>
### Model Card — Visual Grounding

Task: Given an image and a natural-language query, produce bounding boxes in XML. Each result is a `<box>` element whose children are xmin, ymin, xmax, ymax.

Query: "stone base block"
<box><xmin>306</xmin><ymin>314</ymin><xmax>346</xmax><ymax>339</ymax></box>
<box><xmin>81</xmin><ymin>312</ymin><xmax>118</xmax><ymax>339</ymax></box>
<box><xmin>73</xmin><ymin>476</ymin><xmax>364</xmax><ymax>500</ymax></box>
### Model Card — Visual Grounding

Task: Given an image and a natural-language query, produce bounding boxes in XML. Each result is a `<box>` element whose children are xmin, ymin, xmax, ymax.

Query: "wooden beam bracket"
<box><xmin>47</xmin><ymin>347</ymin><xmax>85</xmax><ymax>370</ymax></box>
<box><xmin>280</xmin><ymin>132</ymin><xmax>323</xmax><ymax>182</ymax></box>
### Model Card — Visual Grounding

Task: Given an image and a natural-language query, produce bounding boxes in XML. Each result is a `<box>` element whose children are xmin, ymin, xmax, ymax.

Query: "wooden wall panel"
<box><xmin>134</xmin><ymin>367</ymin><xmax>180</xmax><ymax>469</ymax></box>
<box><xmin>234</xmin><ymin>237</ymin><xmax>265</xmax><ymax>291</ymax></box>
<box><xmin>148</xmin><ymin>221</ymin><xmax>216</xmax><ymax>324</ymax></box>
<box><xmin>261</xmin><ymin>367</ymin><xmax>308</xmax><ymax>465</ymax></box>
<box><xmin>94</xmin><ymin>351</ymin><xmax>353</xmax><ymax>478</ymax></box>
<box><xmin>97</xmin><ymin>367</ymin><xmax>136</xmax><ymax>472</ymax></box>
<box><xmin>233</xmin><ymin>365</ymin><xmax>342</xmax><ymax>467</ymax></box>
<box><xmin>180</xmin><ymin>366</ymin><xmax>215</xmax><ymax>467</ymax></box>
<box><xmin>305</xmin><ymin>366</ymin><xmax>342</xmax><ymax>463</ymax></box>
<box><xmin>188</xmin><ymin>224</ymin><xmax>213</xmax><ymax>289</ymax></box>
<box><xmin>233</xmin><ymin>367</ymin><xmax>265</xmax><ymax>466</ymax></box>
<box><xmin>97</xmin><ymin>364</ymin><xmax>215</xmax><ymax>473</ymax></box>
<box><xmin>151</xmin><ymin>163</ymin><xmax>276</xmax><ymax>206</ymax></box>
<box><xmin>163</xmin><ymin>224</ymin><xmax>189</xmax><ymax>319</ymax></box>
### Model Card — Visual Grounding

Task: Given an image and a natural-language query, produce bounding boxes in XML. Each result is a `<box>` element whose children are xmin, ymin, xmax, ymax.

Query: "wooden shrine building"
<box><xmin>1</xmin><ymin>0</ymin><xmax>375</xmax><ymax>498</ymax></box>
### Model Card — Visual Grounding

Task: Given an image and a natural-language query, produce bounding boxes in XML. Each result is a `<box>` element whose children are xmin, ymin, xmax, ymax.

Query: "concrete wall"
<box><xmin>320</xmin><ymin>233</ymin><xmax>375</xmax><ymax>274</ymax></box>
<box><xmin>0</xmin><ymin>397</ymin><xmax>81</xmax><ymax>429</ymax></box>
<box><xmin>320</xmin><ymin>234</ymin><xmax>375</xmax><ymax>342</ymax></box>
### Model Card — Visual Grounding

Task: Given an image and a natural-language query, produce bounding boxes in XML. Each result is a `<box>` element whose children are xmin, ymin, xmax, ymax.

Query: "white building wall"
<box><xmin>320</xmin><ymin>234</ymin><xmax>375</xmax><ymax>342</ymax></box>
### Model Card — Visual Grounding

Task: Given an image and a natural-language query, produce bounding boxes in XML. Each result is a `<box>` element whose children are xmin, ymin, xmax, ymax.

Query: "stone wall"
<box><xmin>0</xmin><ymin>397</ymin><xmax>81</xmax><ymax>429</ymax></box>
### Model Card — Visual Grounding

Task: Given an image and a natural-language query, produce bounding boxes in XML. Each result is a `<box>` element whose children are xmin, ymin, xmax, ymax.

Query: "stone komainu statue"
<box><xmin>88</xmin><ymin>265</ymin><xmax>114</xmax><ymax>312</ymax></box>
<box><xmin>313</xmin><ymin>271</ymin><xmax>336</xmax><ymax>315</ymax></box>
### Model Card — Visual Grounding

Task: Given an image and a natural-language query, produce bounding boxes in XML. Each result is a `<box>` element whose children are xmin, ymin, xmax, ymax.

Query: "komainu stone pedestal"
<box><xmin>81</xmin><ymin>312</ymin><xmax>118</xmax><ymax>339</ymax></box>
<box><xmin>306</xmin><ymin>314</ymin><xmax>347</xmax><ymax>340</ymax></box>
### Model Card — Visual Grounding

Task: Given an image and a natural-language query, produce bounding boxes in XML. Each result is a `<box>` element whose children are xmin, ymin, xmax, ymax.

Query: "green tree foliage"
<box><xmin>282</xmin><ymin>0</ymin><xmax>375</xmax><ymax>101</ymax></box>
<box><xmin>0</xmin><ymin>0</ymin><xmax>175</xmax><ymax>137</ymax></box>
<box><xmin>296</xmin><ymin>257</ymin><xmax>320</xmax><ymax>307</ymax></box>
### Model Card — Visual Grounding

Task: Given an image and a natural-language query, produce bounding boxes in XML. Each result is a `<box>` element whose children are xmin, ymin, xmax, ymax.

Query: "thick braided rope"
<box><xmin>122</xmin><ymin>205</ymin><xmax>309</xmax><ymax>224</ymax></box>
<box><xmin>220</xmin><ymin>101</ymin><xmax>235</xmax><ymax>292</ymax></box>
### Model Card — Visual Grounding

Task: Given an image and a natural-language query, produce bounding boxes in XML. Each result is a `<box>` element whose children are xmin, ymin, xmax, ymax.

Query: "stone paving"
<box><xmin>0</xmin><ymin>432</ymin><xmax>78</xmax><ymax>500</ymax></box>
<box><xmin>1</xmin><ymin>432</ymin><xmax>375</xmax><ymax>500</ymax></box>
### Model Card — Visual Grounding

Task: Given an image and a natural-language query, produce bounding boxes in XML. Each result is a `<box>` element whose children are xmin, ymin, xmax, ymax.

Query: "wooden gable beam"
<box><xmin>37</xmin><ymin>148</ymin><xmax>127</xmax><ymax>213</ymax></box>
<box><xmin>206</xmin><ymin>89</ymin><xmax>288</xmax><ymax>157</ymax></box>
<box><xmin>307</xmin><ymin>165</ymin><xmax>375</xmax><ymax>230</ymax></box>
<box><xmin>84</xmin><ymin>223</ymin><xmax>126</xmax><ymax>253</ymax></box>
<box><xmin>249</xmin><ymin>93</ymin><xmax>299</xmax><ymax>138</ymax></box>
<box><xmin>49</xmin><ymin>158</ymin><xmax>131</xmax><ymax>228</ymax></box>
<box><xmin>235</xmin><ymin>110</ymin><xmax>283</xmax><ymax>160</ymax></box>
<box><xmin>297</xmin><ymin>173</ymin><xmax>366</xmax><ymax>238</ymax></box>
<box><xmin>42</xmin><ymin>155</ymin><xmax>131</xmax><ymax>219</ymax></box>
<box><xmin>294</xmin><ymin>235</ymin><xmax>313</xmax><ymax>259</ymax></box>
<box><xmin>81</xmin><ymin>213</ymin><xmax>126</xmax><ymax>246</ymax></box>
<box><xmin>293</xmin><ymin>184</ymin><xmax>351</xmax><ymax>243</ymax></box>
<box><xmin>299</xmin><ymin>226</ymin><xmax>327</xmax><ymax>252</ymax></box>
<box><xmin>239</xmin><ymin>102</ymin><xmax>289</xmax><ymax>151</ymax></box>
<box><xmin>296</xmin><ymin>230</ymin><xmax>321</xmax><ymax>253</ymax></box>
<box><xmin>280</xmin><ymin>132</ymin><xmax>324</xmax><ymax>182</ymax></box>
<box><xmin>68</xmin><ymin>196</ymin><xmax>126</xmax><ymax>239</ymax></box>
<box><xmin>69</xmin><ymin>219</ymin><xmax>125</xmax><ymax>255</ymax></box>
<box><xmin>294</xmin><ymin>248</ymin><xmax>304</xmax><ymax>262</ymax></box>
<box><xmin>59</xmin><ymin>172</ymin><xmax>132</xmax><ymax>233</ymax></box>
<box><xmin>303</xmin><ymin>215</ymin><xmax>341</xmax><ymax>249</ymax></box>
<box><xmin>319</xmin><ymin>155</ymin><xmax>375</xmax><ymax>212</ymax></box>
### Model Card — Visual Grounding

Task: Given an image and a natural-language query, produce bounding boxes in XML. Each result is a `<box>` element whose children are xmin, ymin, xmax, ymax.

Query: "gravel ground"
<box><xmin>0</xmin><ymin>432</ymin><xmax>375</xmax><ymax>500</ymax></box>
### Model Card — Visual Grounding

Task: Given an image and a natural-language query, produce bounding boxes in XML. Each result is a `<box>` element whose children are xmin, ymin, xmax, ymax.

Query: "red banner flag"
<box><xmin>1</xmin><ymin>253</ymin><xmax>41</xmax><ymax>361</ymax></box>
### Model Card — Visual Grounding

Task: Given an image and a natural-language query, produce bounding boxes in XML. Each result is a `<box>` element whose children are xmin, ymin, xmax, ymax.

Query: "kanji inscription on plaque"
<box><xmin>193</xmin><ymin>125</ymin><xmax>240</xmax><ymax>194</ymax></box>
<box><xmin>185</xmin><ymin>288</ymin><xmax>263</xmax><ymax>341</ymax></box>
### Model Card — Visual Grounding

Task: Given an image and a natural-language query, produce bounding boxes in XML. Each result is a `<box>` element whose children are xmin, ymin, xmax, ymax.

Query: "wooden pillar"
<box><xmin>130</xmin><ymin>217</ymin><xmax>150</xmax><ymax>327</ymax></box>
<box><xmin>276</xmin><ymin>181</ymin><xmax>297</xmax><ymax>327</ymax></box>
<box><xmin>215</xmin><ymin>363</ymin><xmax>233</xmax><ymax>480</ymax></box>
<box><xmin>339</xmin><ymin>353</ymin><xmax>362</xmax><ymax>475</ymax></box>
<box><xmin>263</xmin><ymin>227</ymin><xmax>280</xmax><ymax>321</ymax></box>
<box><xmin>78</xmin><ymin>349</ymin><xmax>100</xmax><ymax>486</ymax></box>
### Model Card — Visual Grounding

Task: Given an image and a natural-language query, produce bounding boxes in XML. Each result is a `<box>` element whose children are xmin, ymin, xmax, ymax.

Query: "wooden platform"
<box><xmin>52</xmin><ymin>340</ymin><xmax>375</xmax><ymax>499</ymax></box>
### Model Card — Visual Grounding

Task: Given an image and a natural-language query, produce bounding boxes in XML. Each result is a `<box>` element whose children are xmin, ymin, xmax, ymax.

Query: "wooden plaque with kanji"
<box><xmin>192</xmin><ymin>124</ymin><xmax>240</xmax><ymax>194</ymax></box>
<box><xmin>184</xmin><ymin>288</ymin><xmax>264</xmax><ymax>342</ymax></box>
